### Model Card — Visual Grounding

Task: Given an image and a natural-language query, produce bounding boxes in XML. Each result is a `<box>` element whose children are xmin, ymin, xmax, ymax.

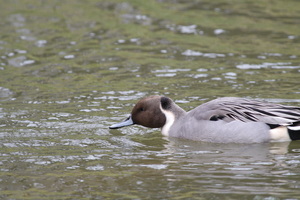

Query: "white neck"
<box><xmin>160</xmin><ymin>105</ymin><xmax>175</xmax><ymax>136</ymax></box>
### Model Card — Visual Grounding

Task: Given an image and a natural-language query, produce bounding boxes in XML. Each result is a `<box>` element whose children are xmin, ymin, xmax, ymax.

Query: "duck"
<box><xmin>109</xmin><ymin>96</ymin><xmax>300</xmax><ymax>143</ymax></box>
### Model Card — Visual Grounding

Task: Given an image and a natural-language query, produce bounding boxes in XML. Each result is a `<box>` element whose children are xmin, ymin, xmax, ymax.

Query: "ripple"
<box><xmin>182</xmin><ymin>49</ymin><xmax>226</xmax><ymax>58</ymax></box>
<box><xmin>155</xmin><ymin>73</ymin><xmax>176</xmax><ymax>77</ymax></box>
<box><xmin>194</xmin><ymin>150</ymin><xmax>221</xmax><ymax>154</ymax></box>
<box><xmin>110</xmin><ymin>136</ymin><xmax>145</xmax><ymax>147</ymax></box>
<box><xmin>79</xmin><ymin>108</ymin><xmax>103</xmax><ymax>112</ymax></box>
<box><xmin>35</xmin><ymin>40</ymin><xmax>47</xmax><ymax>47</ymax></box>
<box><xmin>236</xmin><ymin>62</ymin><xmax>296</xmax><ymax>70</ymax></box>
<box><xmin>0</xmin><ymin>87</ymin><xmax>14</xmax><ymax>99</ymax></box>
<box><xmin>177</xmin><ymin>24</ymin><xmax>198</xmax><ymax>34</ymax></box>
<box><xmin>94</xmin><ymin>91</ymin><xmax>146</xmax><ymax>102</ymax></box>
<box><xmin>15</xmin><ymin>49</ymin><xmax>27</xmax><ymax>54</ymax></box>
<box><xmin>165</xmin><ymin>24</ymin><xmax>203</xmax><ymax>35</ymax></box>
<box><xmin>182</xmin><ymin>49</ymin><xmax>203</xmax><ymax>56</ymax></box>
<box><xmin>224</xmin><ymin>167</ymin><xmax>253</xmax><ymax>171</ymax></box>
<box><xmin>140</xmin><ymin>164</ymin><xmax>168</xmax><ymax>170</ymax></box>
<box><xmin>152</xmin><ymin>68</ymin><xmax>191</xmax><ymax>73</ymax></box>
<box><xmin>214</xmin><ymin>29</ymin><xmax>225</xmax><ymax>35</ymax></box>
<box><xmin>285</xmin><ymin>160</ymin><xmax>300</xmax><ymax>164</ymax></box>
<box><xmin>64</xmin><ymin>55</ymin><xmax>75</xmax><ymax>59</ymax></box>
<box><xmin>86</xmin><ymin>165</ymin><xmax>104</xmax><ymax>171</ymax></box>
<box><xmin>188</xmin><ymin>74</ymin><xmax>208</xmax><ymax>78</ymax></box>
<box><xmin>55</xmin><ymin>100</ymin><xmax>71</xmax><ymax>104</ymax></box>
<box><xmin>152</xmin><ymin>67</ymin><xmax>190</xmax><ymax>77</ymax></box>
<box><xmin>8</xmin><ymin>56</ymin><xmax>26</xmax><ymax>67</ymax></box>
<box><xmin>203</xmin><ymin>53</ymin><xmax>226</xmax><ymax>58</ymax></box>
<box><xmin>66</xmin><ymin>165</ymin><xmax>80</xmax><ymax>170</ymax></box>
<box><xmin>8</xmin><ymin>14</ymin><xmax>26</xmax><ymax>27</ymax></box>
<box><xmin>223</xmin><ymin>72</ymin><xmax>237</xmax><ymax>79</ymax></box>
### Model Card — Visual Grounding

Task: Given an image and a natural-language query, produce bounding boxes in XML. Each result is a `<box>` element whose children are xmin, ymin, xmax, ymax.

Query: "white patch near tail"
<box><xmin>287</xmin><ymin>125</ymin><xmax>300</xmax><ymax>131</ymax></box>
<box><xmin>160</xmin><ymin>105</ymin><xmax>175</xmax><ymax>137</ymax></box>
<box><xmin>269</xmin><ymin>126</ymin><xmax>291</xmax><ymax>142</ymax></box>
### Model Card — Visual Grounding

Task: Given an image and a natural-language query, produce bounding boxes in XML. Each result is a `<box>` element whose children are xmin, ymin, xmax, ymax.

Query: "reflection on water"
<box><xmin>0</xmin><ymin>0</ymin><xmax>300</xmax><ymax>199</ymax></box>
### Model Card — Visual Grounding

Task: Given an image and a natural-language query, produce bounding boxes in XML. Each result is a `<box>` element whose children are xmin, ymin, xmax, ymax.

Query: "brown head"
<box><xmin>131</xmin><ymin>96</ymin><xmax>166</xmax><ymax>128</ymax></box>
<box><xmin>109</xmin><ymin>96</ymin><xmax>172</xmax><ymax>129</ymax></box>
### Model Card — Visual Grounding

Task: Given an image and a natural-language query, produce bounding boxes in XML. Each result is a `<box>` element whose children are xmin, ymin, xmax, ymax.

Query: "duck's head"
<box><xmin>109</xmin><ymin>95</ymin><xmax>174</xmax><ymax>129</ymax></box>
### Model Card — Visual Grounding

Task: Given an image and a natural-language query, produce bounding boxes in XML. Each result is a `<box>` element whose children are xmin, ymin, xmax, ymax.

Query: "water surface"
<box><xmin>0</xmin><ymin>0</ymin><xmax>300</xmax><ymax>199</ymax></box>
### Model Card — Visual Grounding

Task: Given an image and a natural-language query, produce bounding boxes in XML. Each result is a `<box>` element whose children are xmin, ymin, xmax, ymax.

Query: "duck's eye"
<box><xmin>139</xmin><ymin>107</ymin><xmax>145</xmax><ymax>111</ymax></box>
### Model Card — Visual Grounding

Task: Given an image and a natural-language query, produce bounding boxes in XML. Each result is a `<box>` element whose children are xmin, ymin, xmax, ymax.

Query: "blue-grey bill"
<box><xmin>109</xmin><ymin>116</ymin><xmax>134</xmax><ymax>129</ymax></box>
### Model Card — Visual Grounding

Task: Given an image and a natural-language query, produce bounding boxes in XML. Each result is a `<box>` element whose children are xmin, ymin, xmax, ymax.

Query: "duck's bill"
<box><xmin>109</xmin><ymin>116</ymin><xmax>134</xmax><ymax>129</ymax></box>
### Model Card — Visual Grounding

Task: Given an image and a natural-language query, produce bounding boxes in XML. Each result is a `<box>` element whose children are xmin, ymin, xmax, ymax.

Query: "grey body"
<box><xmin>170</xmin><ymin>117</ymin><xmax>270</xmax><ymax>143</ymax></box>
<box><xmin>109</xmin><ymin>96</ymin><xmax>300</xmax><ymax>143</ymax></box>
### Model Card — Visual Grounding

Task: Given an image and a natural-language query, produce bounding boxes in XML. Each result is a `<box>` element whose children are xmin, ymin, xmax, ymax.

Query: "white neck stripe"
<box><xmin>160</xmin><ymin>105</ymin><xmax>175</xmax><ymax>136</ymax></box>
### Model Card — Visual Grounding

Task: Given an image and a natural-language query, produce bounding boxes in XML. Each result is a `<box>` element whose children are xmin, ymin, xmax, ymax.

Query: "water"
<box><xmin>0</xmin><ymin>0</ymin><xmax>300</xmax><ymax>199</ymax></box>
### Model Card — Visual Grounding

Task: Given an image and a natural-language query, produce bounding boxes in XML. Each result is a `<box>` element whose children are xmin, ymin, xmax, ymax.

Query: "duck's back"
<box><xmin>189</xmin><ymin>97</ymin><xmax>300</xmax><ymax>125</ymax></box>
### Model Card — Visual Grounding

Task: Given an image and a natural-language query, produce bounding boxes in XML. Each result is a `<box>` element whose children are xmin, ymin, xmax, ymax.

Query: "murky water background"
<box><xmin>0</xmin><ymin>0</ymin><xmax>300</xmax><ymax>199</ymax></box>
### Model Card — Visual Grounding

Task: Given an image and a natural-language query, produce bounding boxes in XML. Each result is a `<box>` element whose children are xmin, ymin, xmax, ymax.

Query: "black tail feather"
<box><xmin>288</xmin><ymin>122</ymin><xmax>300</xmax><ymax>140</ymax></box>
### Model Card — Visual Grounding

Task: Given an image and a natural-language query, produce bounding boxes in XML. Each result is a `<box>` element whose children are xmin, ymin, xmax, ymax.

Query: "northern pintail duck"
<box><xmin>109</xmin><ymin>96</ymin><xmax>300</xmax><ymax>143</ymax></box>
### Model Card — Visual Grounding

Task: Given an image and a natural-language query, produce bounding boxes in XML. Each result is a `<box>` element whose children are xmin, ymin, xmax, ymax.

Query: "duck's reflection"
<box><xmin>161</xmin><ymin>137</ymin><xmax>291</xmax><ymax>166</ymax></box>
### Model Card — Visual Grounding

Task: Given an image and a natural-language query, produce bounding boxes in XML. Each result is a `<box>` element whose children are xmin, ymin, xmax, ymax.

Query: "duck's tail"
<box><xmin>287</xmin><ymin>122</ymin><xmax>300</xmax><ymax>140</ymax></box>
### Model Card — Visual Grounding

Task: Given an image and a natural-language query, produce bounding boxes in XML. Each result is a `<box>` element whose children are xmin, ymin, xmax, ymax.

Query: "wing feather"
<box><xmin>190</xmin><ymin>97</ymin><xmax>300</xmax><ymax>125</ymax></box>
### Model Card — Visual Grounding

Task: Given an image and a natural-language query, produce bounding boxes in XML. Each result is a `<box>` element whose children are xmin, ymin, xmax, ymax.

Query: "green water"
<box><xmin>0</xmin><ymin>0</ymin><xmax>300</xmax><ymax>199</ymax></box>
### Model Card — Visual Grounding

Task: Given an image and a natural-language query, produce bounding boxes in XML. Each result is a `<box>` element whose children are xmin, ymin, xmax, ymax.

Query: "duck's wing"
<box><xmin>189</xmin><ymin>97</ymin><xmax>300</xmax><ymax>126</ymax></box>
